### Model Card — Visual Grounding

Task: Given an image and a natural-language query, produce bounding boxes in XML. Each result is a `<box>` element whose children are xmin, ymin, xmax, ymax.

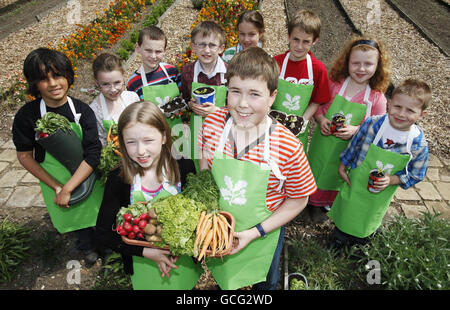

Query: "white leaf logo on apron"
<box><xmin>376</xmin><ymin>160</ymin><xmax>394</xmax><ymax>174</ymax></box>
<box><xmin>220</xmin><ymin>175</ymin><xmax>248</xmax><ymax>206</ymax></box>
<box><xmin>155</xmin><ymin>96</ymin><xmax>170</xmax><ymax>108</ymax></box>
<box><xmin>282</xmin><ymin>93</ymin><xmax>301</xmax><ymax>111</ymax></box>
<box><xmin>339</xmin><ymin>110</ymin><xmax>353</xmax><ymax>125</ymax></box>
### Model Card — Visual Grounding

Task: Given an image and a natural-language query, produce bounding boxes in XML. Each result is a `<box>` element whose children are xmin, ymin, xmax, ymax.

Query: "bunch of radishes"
<box><xmin>115</xmin><ymin>212</ymin><xmax>150</xmax><ymax>240</ymax></box>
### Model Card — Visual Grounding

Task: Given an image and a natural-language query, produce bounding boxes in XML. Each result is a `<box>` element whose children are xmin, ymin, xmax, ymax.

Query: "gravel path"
<box><xmin>0</xmin><ymin>0</ymin><xmax>111</xmax><ymax>90</ymax></box>
<box><xmin>340</xmin><ymin>0</ymin><xmax>450</xmax><ymax>159</ymax></box>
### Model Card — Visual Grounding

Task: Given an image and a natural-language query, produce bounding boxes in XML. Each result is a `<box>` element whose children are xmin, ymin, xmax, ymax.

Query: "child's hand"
<box><xmin>372</xmin><ymin>175</ymin><xmax>392</xmax><ymax>192</ymax></box>
<box><xmin>334</xmin><ymin>125</ymin><xmax>359</xmax><ymax>140</ymax></box>
<box><xmin>54</xmin><ymin>186</ymin><xmax>70</xmax><ymax>208</ymax></box>
<box><xmin>338</xmin><ymin>162</ymin><xmax>351</xmax><ymax>187</ymax></box>
<box><xmin>190</xmin><ymin>99</ymin><xmax>218</xmax><ymax>117</ymax></box>
<box><xmin>229</xmin><ymin>228</ymin><xmax>259</xmax><ymax>255</ymax></box>
<box><xmin>143</xmin><ymin>248</ymin><xmax>179</xmax><ymax>278</ymax></box>
<box><xmin>319</xmin><ymin>118</ymin><xmax>331</xmax><ymax>136</ymax></box>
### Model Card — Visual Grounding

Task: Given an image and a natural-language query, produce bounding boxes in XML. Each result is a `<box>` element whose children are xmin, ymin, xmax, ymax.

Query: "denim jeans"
<box><xmin>252</xmin><ymin>226</ymin><xmax>285</xmax><ymax>290</ymax></box>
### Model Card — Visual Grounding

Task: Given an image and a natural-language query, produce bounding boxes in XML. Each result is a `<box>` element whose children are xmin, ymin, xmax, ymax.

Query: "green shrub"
<box><xmin>355</xmin><ymin>213</ymin><xmax>450</xmax><ymax>290</ymax></box>
<box><xmin>0</xmin><ymin>218</ymin><xmax>32</xmax><ymax>283</ymax></box>
<box><xmin>117</xmin><ymin>48</ymin><xmax>130</xmax><ymax>60</ymax></box>
<box><xmin>120</xmin><ymin>39</ymin><xmax>135</xmax><ymax>52</ymax></box>
<box><xmin>94</xmin><ymin>252</ymin><xmax>132</xmax><ymax>290</ymax></box>
<box><xmin>191</xmin><ymin>0</ymin><xmax>205</xmax><ymax>10</ymax></box>
<box><xmin>287</xmin><ymin>236</ymin><xmax>366</xmax><ymax>290</ymax></box>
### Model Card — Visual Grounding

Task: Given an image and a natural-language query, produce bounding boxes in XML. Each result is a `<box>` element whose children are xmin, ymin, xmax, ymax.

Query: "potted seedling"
<box><xmin>330</xmin><ymin>113</ymin><xmax>346</xmax><ymax>134</ymax></box>
<box><xmin>368</xmin><ymin>161</ymin><xmax>393</xmax><ymax>193</ymax></box>
<box><xmin>159</xmin><ymin>97</ymin><xmax>188</xmax><ymax>119</ymax></box>
<box><xmin>193</xmin><ymin>86</ymin><xmax>215</xmax><ymax>105</ymax></box>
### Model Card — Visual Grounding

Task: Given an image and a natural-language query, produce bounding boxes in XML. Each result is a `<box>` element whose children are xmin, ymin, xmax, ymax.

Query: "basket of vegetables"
<box><xmin>115</xmin><ymin>170</ymin><xmax>236</xmax><ymax>259</ymax></box>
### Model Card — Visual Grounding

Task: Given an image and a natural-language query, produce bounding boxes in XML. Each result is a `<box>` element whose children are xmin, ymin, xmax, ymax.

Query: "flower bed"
<box><xmin>1</xmin><ymin>0</ymin><xmax>175</xmax><ymax>106</ymax></box>
<box><xmin>175</xmin><ymin>0</ymin><xmax>258</xmax><ymax>72</ymax></box>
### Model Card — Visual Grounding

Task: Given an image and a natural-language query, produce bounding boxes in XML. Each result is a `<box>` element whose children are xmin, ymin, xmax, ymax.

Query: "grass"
<box><xmin>287</xmin><ymin>212</ymin><xmax>450</xmax><ymax>290</ymax></box>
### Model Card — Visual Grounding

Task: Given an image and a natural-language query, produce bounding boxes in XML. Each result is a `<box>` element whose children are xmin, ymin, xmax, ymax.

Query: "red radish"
<box><xmin>115</xmin><ymin>224</ymin><xmax>123</xmax><ymax>232</ymax></box>
<box><xmin>128</xmin><ymin>232</ymin><xmax>136</xmax><ymax>239</ymax></box>
<box><xmin>140</xmin><ymin>213</ymin><xmax>149</xmax><ymax>220</ymax></box>
<box><xmin>119</xmin><ymin>229</ymin><xmax>127</xmax><ymax>236</ymax></box>
<box><xmin>123</xmin><ymin>222</ymin><xmax>132</xmax><ymax>232</ymax></box>
<box><xmin>39</xmin><ymin>132</ymin><xmax>49</xmax><ymax>139</ymax></box>
<box><xmin>123</xmin><ymin>213</ymin><xmax>132</xmax><ymax>222</ymax></box>
<box><xmin>137</xmin><ymin>232</ymin><xmax>145</xmax><ymax>239</ymax></box>
<box><xmin>132</xmin><ymin>217</ymin><xmax>140</xmax><ymax>225</ymax></box>
<box><xmin>138</xmin><ymin>220</ymin><xmax>148</xmax><ymax>229</ymax></box>
<box><xmin>132</xmin><ymin>225</ymin><xmax>140</xmax><ymax>234</ymax></box>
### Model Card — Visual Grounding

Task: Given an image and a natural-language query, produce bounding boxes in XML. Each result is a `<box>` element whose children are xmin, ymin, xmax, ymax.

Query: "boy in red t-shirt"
<box><xmin>273</xmin><ymin>10</ymin><xmax>330</xmax><ymax>150</ymax></box>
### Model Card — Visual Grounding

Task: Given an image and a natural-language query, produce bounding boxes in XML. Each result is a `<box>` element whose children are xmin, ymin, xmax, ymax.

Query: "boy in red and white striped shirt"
<box><xmin>198</xmin><ymin>47</ymin><xmax>316</xmax><ymax>290</ymax></box>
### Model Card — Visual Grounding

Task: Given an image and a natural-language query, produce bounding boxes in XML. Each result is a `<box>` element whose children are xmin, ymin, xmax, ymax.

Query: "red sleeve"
<box><xmin>310</xmin><ymin>57</ymin><xmax>331</xmax><ymax>104</ymax></box>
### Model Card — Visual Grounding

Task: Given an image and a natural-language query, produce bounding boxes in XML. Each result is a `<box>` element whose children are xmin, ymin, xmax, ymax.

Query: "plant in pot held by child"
<box><xmin>368</xmin><ymin>160</ymin><xmax>394</xmax><ymax>193</ymax></box>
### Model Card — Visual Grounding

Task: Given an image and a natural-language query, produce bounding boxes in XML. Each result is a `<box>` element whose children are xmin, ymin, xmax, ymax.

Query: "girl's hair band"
<box><xmin>351</xmin><ymin>39</ymin><xmax>379</xmax><ymax>51</ymax></box>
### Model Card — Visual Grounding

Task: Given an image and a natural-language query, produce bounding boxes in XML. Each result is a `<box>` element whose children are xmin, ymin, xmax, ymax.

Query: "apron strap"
<box><xmin>338</xmin><ymin>77</ymin><xmax>373</xmax><ymax>120</ymax></box>
<box><xmin>280</xmin><ymin>53</ymin><xmax>313</xmax><ymax>84</ymax></box>
<box><xmin>40</xmin><ymin>97</ymin><xmax>80</xmax><ymax>124</ymax></box>
<box><xmin>218</xmin><ymin>116</ymin><xmax>286</xmax><ymax>182</ymax></box>
<box><xmin>139</xmin><ymin>65</ymin><xmax>148</xmax><ymax>87</ymax></box>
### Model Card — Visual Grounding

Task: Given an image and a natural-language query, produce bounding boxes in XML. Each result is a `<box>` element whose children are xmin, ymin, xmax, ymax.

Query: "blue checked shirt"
<box><xmin>340</xmin><ymin>115</ymin><xmax>429</xmax><ymax>189</ymax></box>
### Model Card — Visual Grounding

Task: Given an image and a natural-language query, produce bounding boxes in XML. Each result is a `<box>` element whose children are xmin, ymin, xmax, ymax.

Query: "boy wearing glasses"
<box><xmin>180</xmin><ymin>21</ymin><xmax>228</xmax><ymax>170</ymax></box>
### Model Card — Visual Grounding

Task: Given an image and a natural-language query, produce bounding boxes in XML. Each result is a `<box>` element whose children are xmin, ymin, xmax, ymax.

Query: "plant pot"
<box><xmin>330</xmin><ymin>113</ymin><xmax>346</xmax><ymax>134</ymax></box>
<box><xmin>159</xmin><ymin>97</ymin><xmax>188</xmax><ymax>119</ymax></box>
<box><xmin>287</xmin><ymin>272</ymin><xmax>308</xmax><ymax>290</ymax></box>
<box><xmin>37</xmin><ymin>128</ymin><xmax>98</xmax><ymax>206</ymax></box>
<box><xmin>368</xmin><ymin>169</ymin><xmax>385</xmax><ymax>193</ymax></box>
<box><xmin>193</xmin><ymin>86</ymin><xmax>215</xmax><ymax>105</ymax></box>
<box><xmin>269</xmin><ymin>110</ymin><xmax>304</xmax><ymax>136</ymax></box>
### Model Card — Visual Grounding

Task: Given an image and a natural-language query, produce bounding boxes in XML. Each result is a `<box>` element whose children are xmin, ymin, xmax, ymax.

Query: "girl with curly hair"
<box><xmin>306</xmin><ymin>36</ymin><xmax>391</xmax><ymax>222</ymax></box>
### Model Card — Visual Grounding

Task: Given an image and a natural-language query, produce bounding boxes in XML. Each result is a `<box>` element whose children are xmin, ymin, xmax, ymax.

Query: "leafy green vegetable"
<box><xmin>290</xmin><ymin>278</ymin><xmax>307</xmax><ymax>290</ymax></box>
<box><xmin>152</xmin><ymin>194</ymin><xmax>206</xmax><ymax>256</ymax></box>
<box><xmin>98</xmin><ymin>141</ymin><xmax>122</xmax><ymax>184</ymax></box>
<box><xmin>35</xmin><ymin>112</ymin><xmax>72</xmax><ymax>135</ymax></box>
<box><xmin>182</xmin><ymin>170</ymin><xmax>219</xmax><ymax>213</ymax></box>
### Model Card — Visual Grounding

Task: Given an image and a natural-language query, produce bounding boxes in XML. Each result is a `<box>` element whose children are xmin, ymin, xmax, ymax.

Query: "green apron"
<box><xmin>328</xmin><ymin>117</ymin><xmax>414</xmax><ymax>238</ymax></box>
<box><xmin>39</xmin><ymin>98</ymin><xmax>104</xmax><ymax>234</ymax></box>
<box><xmin>189</xmin><ymin>74</ymin><xmax>227</xmax><ymax>172</ymax></box>
<box><xmin>140</xmin><ymin>64</ymin><xmax>184</xmax><ymax>136</ymax></box>
<box><xmin>206</xmin><ymin>116</ymin><xmax>284</xmax><ymax>290</ymax></box>
<box><xmin>308</xmin><ymin>77</ymin><xmax>371</xmax><ymax>190</ymax></box>
<box><xmin>129</xmin><ymin>173</ymin><xmax>203</xmax><ymax>290</ymax></box>
<box><xmin>98</xmin><ymin>92</ymin><xmax>128</xmax><ymax>135</ymax></box>
<box><xmin>272</xmin><ymin>52</ymin><xmax>314</xmax><ymax>151</ymax></box>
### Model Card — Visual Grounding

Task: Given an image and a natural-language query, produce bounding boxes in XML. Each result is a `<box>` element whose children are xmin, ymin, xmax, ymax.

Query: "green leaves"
<box><xmin>35</xmin><ymin>112</ymin><xmax>72</xmax><ymax>136</ymax></box>
<box><xmin>0</xmin><ymin>218</ymin><xmax>32</xmax><ymax>283</ymax></box>
<box><xmin>182</xmin><ymin>170</ymin><xmax>220</xmax><ymax>213</ymax></box>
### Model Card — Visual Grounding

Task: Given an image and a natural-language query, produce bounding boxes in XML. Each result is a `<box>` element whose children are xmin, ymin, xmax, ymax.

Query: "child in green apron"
<box><xmin>328</xmin><ymin>79</ymin><xmax>431</xmax><ymax>251</ymax></box>
<box><xmin>180</xmin><ymin>21</ymin><xmax>228</xmax><ymax>171</ymax></box>
<box><xmin>12</xmin><ymin>48</ymin><xmax>103</xmax><ymax>264</ymax></box>
<box><xmin>198</xmin><ymin>47</ymin><xmax>317</xmax><ymax>290</ymax></box>
<box><xmin>222</xmin><ymin>10</ymin><xmax>265</xmax><ymax>64</ymax></box>
<box><xmin>90</xmin><ymin>53</ymin><xmax>140</xmax><ymax>146</ymax></box>
<box><xmin>95</xmin><ymin>102</ymin><xmax>203</xmax><ymax>289</ymax></box>
<box><xmin>307</xmin><ymin>37</ymin><xmax>390</xmax><ymax>223</ymax></box>
<box><xmin>126</xmin><ymin>26</ymin><xmax>181</xmax><ymax>101</ymax></box>
<box><xmin>273</xmin><ymin>9</ymin><xmax>331</xmax><ymax>151</ymax></box>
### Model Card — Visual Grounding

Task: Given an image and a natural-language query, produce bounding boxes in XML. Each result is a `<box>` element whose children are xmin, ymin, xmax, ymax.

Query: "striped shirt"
<box><xmin>340</xmin><ymin>114</ymin><xmax>429</xmax><ymax>189</ymax></box>
<box><xmin>126</xmin><ymin>63</ymin><xmax>181</xmax><ymax>100</ymax></box>
<box><xmin>199</xmin><ymin>108</ymin><xmax>317</xmax><ymax>212</ymax></box>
